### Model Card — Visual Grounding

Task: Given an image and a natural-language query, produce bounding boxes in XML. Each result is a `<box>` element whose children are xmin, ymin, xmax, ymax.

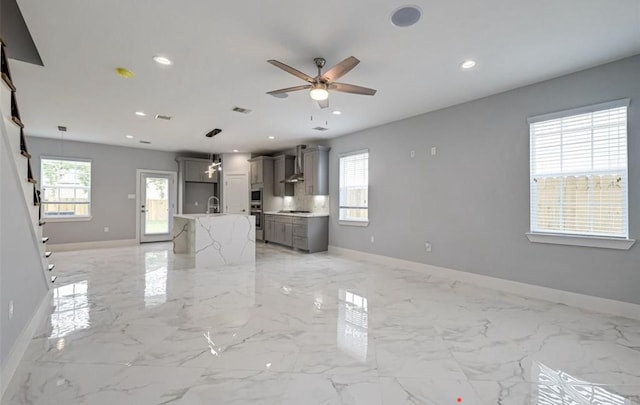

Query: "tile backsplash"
<box><xmin>281</xmin><ymin>183</ymin><xmax>329</xmax><ymax>214</ymax></box>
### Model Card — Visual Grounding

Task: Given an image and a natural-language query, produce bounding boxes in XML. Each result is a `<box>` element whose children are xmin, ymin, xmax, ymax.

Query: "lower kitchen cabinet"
<box><xmin>264</xmin><ymin>215</ymin><xmax>328</xmax><ymax>253</ymax></box>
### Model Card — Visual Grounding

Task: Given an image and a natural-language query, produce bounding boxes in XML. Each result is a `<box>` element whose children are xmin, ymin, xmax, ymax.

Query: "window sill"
<box><xmin>526</xmin><ymin>232</ymin><xmax>635</xmax><ymax>250</ymax></box>
<box><xmin>43</xmin><ymin>216</ymin><xmax>93</xmax><ymax>223</ymax></box>
<box><xmin>339</xmin><ymin>220</ymin><xmax>369</xmax><ymax>227</ymax></box>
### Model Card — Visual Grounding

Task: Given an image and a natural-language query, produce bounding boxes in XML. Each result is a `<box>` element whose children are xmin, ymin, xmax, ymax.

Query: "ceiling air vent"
<box><xmin>154</xmin><ymin>114</ymin><xmax>172</xmax><ymax>121</ymax></box>
<box><xmin>312</xmin><ymin>126</ymin><xmax>329</xmax><ymax>131</ymax></box>
<box><xmin>232</xmin><ymin>106</ymin><xmax>252</xmax><ymax>114</ymax></box>
<box><xmin>139</xmin><ymin>140</ymin><xmax>152</xmax><ymax>144</ymax></box>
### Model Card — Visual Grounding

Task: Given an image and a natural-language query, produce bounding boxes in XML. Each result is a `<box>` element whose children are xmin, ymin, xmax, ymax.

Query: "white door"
<box><xmin>224</xmin><ymin>173</ymin><xmax>249</xmax><ymax>214</ymax></box>
<box><xmin>139</xmin><ymin>171</ymin><xmax>175</xmax><ymax>243</ymax></box>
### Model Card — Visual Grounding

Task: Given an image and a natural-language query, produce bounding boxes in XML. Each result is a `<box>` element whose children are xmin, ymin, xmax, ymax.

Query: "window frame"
<box><xmin>526</xmin><ymin>99</ymin><xmax>634</xmax><ymax>250</ymax></box>
<box><xmin>338</xmin><ymin>149</ymin><xmax>369</xmax><ymax>227</ymax></box>
<box><xmin>40</xmin><ymin>156</ymin><xmax>93</xmax><ymax>222</ymax></box>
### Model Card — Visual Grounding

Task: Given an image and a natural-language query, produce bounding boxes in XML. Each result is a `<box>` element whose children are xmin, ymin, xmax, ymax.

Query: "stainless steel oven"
<box><xmin>250</xmin><ymin>208</ymin><xmax>262</xmax><ymax>230</ymax></box>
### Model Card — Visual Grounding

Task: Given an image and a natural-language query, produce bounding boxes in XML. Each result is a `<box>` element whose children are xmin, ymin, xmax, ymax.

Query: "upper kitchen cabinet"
<box><xmin>184</xmin><ymin>158</ymin><xmax>217</xmax><ymax>183</ymax></box>
<box><xmin>303</xmin><ymin>146</ymin><xmax>330</xmax><ymax>195</ymax></box>
<box><xmin>273</xmin><ymin>154</ymin><xmax>295</xmax><ymax>197</ymax></box>
<box><xmin>248</xmin><ymin>156</ymin><xmax>273</xmax><ymax>187</ymax></box>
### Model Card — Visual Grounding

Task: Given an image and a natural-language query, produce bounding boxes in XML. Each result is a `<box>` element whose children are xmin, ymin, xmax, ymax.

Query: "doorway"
<box><xmin>223</xmin><ymin>173</ymin><xmax>249</xmax><ymax>214</ymax></box>
<box><xmin>137</xmin><ymin>170</ymin><xmax>177</xmax><ymax>243</ymax></box>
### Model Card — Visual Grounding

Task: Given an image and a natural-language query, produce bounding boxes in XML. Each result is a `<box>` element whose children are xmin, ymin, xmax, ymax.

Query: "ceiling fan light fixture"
<box><xmin>310</xmin><ymin>85</ymin><xmax>329</xmax><ymax>101</ymax></box>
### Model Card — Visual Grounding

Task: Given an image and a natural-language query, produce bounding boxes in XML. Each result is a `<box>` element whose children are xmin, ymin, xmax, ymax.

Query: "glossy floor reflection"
<box><xmin>3</xmin><ymin>242</ymin><xmax>640</xmax><ymax>404</ymax></box>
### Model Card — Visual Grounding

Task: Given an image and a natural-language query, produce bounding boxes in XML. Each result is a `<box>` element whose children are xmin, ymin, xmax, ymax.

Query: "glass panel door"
<box><xmin>140</xmin><ymin>172</ymin><xmax>173</xmax><ymax>243</ymax></box>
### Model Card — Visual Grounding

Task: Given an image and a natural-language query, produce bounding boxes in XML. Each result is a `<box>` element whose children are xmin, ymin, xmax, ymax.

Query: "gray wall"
<box><xmin>1</xmin><ymin>124</ymin><xmax>48</xmax><ymax>376</ymax></box>
<box><xmin>27</xmin><ymin>137</ymin><xmax>178</xmax><ymax>244</ymax></box>
<box><xmin>184</xmin><ymin>182</ymin><xmax>216</xmax><ymax>214</ymax></box>
<box><xmin>328</xmin><ymin>55</ymin><xmax>640</xmax><ymax>305</ymax></box>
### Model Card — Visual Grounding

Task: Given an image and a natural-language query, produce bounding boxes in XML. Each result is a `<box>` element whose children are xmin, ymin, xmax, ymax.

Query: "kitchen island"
<box><xmin>173</xmin><ymin>214</ymin><xmax>255</xmax><ymax>267</ymax></box>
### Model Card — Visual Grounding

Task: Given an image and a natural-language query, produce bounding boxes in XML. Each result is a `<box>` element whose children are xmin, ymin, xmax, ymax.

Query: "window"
<box><xmin>41</xmin><ymin>157</ymin><xmax>91</xmax><ymax>219</ymax></box>
<box><xmin>528</xmin><ymin>99</ymin><xmax>630</xmax><ymax>245</ymax></box>
<box><xmin>339</xmin><ymin>150</ymin><xmax>368</xmax><ymax>225</ymax></box>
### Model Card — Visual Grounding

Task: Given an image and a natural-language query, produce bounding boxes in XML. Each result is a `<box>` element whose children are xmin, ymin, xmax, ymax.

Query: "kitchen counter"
<box><xmin>264</xmin><ymin>211</ymin><xmax>329</xmax><ymax>218</ymax></box>
<box><xmin>173</xmin><ymin>214</ymin><xmax>255</xmax><ymax>267</ymax></box>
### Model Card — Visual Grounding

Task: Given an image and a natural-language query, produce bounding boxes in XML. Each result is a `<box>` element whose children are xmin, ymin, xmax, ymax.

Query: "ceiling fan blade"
<box><xmin>317</xmin><ymin>98</ymin><xmax>329</xmax><ymax>109</ymax></box>
<box><xmin>267</xmin><ymin>60</ymin><xmax>315</xmax><ymax>83</ymax></box>
<box><xmin>267</xmin><ymin>85</ymin><xmax>312</xmax><ymax>95</ymax></box>
<box><xmin>331</xmin><ymin>82</ymin><xmax>377</xmax><ymax>96</ymax></box>
<box><xmin>321</xmin><ymin>56</ymin><xmax>360</xmax><ymax>82</ymax></box>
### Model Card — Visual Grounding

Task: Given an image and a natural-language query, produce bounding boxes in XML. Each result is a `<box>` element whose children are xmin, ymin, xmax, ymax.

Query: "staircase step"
<box><xmin>1</xmin><ymin>72</ymin><xmax>15</xmax><ymax>91</ymax></box>
<box><xmin>50</xmin><ymin>276</ymin><xmax>57</xmax><ymax>283</ymax></box>
<box><xmin>42</xmin><ymin>236</ymin><xmax>49</xmax><ymax>244</ymax></box>
<box><xmin>11</xmin><ymin>116</ymin><xmax>23</xmax><ymax>128</ymax></box>
<box><xmin>48</xmin><ymin>264</ymin><xmax>55</xmax><ymax>271</ymax></box>
<box><xmin>20</xmin><ymin>128</ymin><xmax>30</xmax><ymax>157</ymax></box>
<box><xmin>45</xmin><ymin>251</ymin><xmax>52</xmax><ymax>258</ymax></box>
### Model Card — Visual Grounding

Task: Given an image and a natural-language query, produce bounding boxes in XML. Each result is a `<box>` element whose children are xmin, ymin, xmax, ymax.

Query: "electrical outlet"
<box><xmin>104</xmin><ymin>227</ymin><xmax>109</xmax><ymax>233</ymax></box>
<box><xmin>9</xmin><ymin>300</ymin><xmax>14</xmax><ymax>320</ymax></box>
<box><xmin>431</xmin><ymin>147</ymin><xmax>437</xmax><ymax>156</ymax></box>
<box><xmin>410</xmin><ymin>150</ymin><xmax>415</xmax><ymax>158</ymax></box>
<box><xmin>425</xmin><ymin>242</ymin><xmax>432</xmax><ymax>252</ymax></box>
<box><xmin>370</xmin><ymin>236</ymin><xmax>375</xmax><ymax>243</ymax></box>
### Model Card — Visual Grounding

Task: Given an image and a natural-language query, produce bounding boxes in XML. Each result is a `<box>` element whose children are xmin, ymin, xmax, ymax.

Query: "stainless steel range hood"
<box><xmin>282</xmin><ymin>145</ymin><xmax>306</xmax><ymax>183</ymax></box>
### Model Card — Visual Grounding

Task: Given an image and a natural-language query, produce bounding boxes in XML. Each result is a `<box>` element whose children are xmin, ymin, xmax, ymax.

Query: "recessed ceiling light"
<box><xmin>233</xmin><ymin>149</ymin><xmax>239</xmax><ymax>153</ymax></box>
<box><xmin>268</xmin><ymin>136</ymin><xmax>275</xmax><ymax>140</ymax></box>
<box><xmin>153</xmin><ymin>55</ymin><xmax>173</xmax><ymax>66</ymax></box>
<box><xmin>332</xmin><ymin>110</ymin><xmax>342</xmax><ymax>115</ymax></box>
<box><xmin>135</xmin><ymin>111</ymin><xmax>146</xmax><ymax>116</ymax></box>
<box><xmin>125</xmin><ymin>135</ymin><xmax>134</xmax><ymax>139</ymax></box>
<box><xmin>460</xmin><ymin>60</ymin><xmax>477</xmax><ymax>69</ymax></box>
<box><xmin>390</xmin><ymin>5</ymin><xmax>422</xmax><ymax>27</ymax></box>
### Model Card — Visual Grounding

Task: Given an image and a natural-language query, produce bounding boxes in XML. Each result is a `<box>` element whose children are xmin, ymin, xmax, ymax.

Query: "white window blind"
<box><xmin>339</xmin><ymin>150</ymin><xmax>368</xmax><ymax>223</ymax></box>
<box><xmin>41</xmin><ymin>157</ymin><xmax>92</xmax><ymax>218</ymax></box>
<box><xmin>529</xmin><ymin>99</ymin><xmax>629</xmax><ymax>238</ymax></box>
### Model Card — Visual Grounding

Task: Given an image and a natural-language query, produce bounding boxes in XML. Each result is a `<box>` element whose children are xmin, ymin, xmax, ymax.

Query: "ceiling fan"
<box><xmin>266</xmin><ymin>56</ymin><xmax>377</xmax><ymax>109</ymax></box>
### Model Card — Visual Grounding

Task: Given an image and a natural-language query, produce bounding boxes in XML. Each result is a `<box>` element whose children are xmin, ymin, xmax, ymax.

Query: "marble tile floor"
<box><xmin>2</xmin><ymin>242</ymin><xmax>640</xmax><ymax>404</ymax></box>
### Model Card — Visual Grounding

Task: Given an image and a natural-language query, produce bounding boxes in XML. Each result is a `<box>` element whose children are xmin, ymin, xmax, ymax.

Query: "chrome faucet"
<box><xmin>206</xmin><ymin>196</ymin><xmax>220</xmax><ymax>214</ymax></box>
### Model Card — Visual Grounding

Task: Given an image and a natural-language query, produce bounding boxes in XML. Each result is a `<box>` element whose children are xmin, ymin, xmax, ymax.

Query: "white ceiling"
<box><xmin>11</xmin><ymin>0</ymin><xmax>640</xmax><ymax>154</ymax></box>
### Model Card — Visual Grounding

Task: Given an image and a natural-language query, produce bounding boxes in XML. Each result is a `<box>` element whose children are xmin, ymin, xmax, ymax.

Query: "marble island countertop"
<box><xmin>264</xmin><ymin>211</ymin><xmax>329</xmax><ymax>218</ymax></box>
<box><xmin>174</xmin><ymin>213</ymin><xmax>231</xmax><ymax>218</ymax></box>
<box><xmin>173</xmin><ymin>213</ymin><xmax>255</xmax><ymax>267</ymax></box>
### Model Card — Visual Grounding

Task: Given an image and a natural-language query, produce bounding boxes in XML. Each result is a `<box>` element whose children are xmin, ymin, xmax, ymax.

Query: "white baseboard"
<box><xmin>48</xmin><ymin>238</ymin><xmax>138</xmax><ymax>252</ymax></box>
<box><xmin>0</xmin><ymin>290</ymin><xmax>52</xmax><ymax>399</ymax></box>
<box><xmin>328</xmin><ymin>246</ymin><xmax>640</xmax><ymax>321</ymax></box>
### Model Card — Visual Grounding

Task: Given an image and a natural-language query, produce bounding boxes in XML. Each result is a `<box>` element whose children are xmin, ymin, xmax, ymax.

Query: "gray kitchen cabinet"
<box><xmin>264</xmin><ymin>214</ymin><xmax>328</xmax><ymax>253</ymax></box>
<box><xmin>303</xmin><ymin>145</ymin><xmax>330</xmax><ymax>195</ymax></box>
<box><xmin>273</xmin><ymin>154</ymin><xmax>295</xmax><ymax>197</ymax></box>
<box><xmin>264</xmin><ymin>215</ymin><xmax>275</xmax><ymax>241</ymax></box>
<box><xmin>248</xmin><ymin>156</ymin><xmax>273</xmax><ymax>186</ymax></box>
<box><xmin>291</xmin><ymin>216</ymin><xmax>328</xmax><ymax>253</ymax></box>
<box><xmin>185</xmin><ymin>159</ymin><xmax>217</xmax><ymax>183</ymax></box>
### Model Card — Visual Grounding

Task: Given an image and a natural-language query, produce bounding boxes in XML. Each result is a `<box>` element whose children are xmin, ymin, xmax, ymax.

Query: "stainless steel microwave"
<box><xmin>251</xmin><ymin>188</ymin><xmax>262</xmax><ymax>202</ymax></box>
